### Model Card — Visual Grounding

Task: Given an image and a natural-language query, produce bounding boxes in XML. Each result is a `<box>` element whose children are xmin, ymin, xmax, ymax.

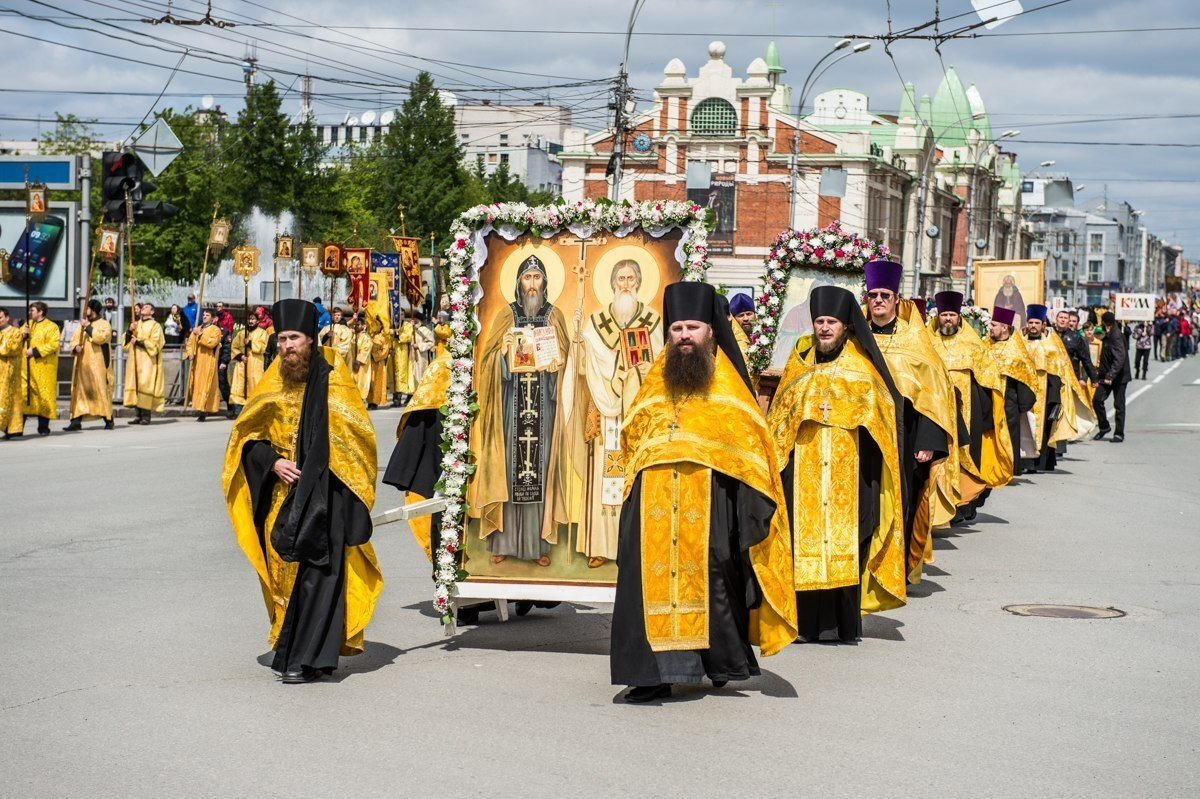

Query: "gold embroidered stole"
<box><xmin>639</xmin><ymin>462</ymin><xmax>712</xmax><ymax>651</ymax></box>
<box><xmin>792</xmin><ymin>424</ymin><xmax>860</xmax><ymax>590</ymax></box>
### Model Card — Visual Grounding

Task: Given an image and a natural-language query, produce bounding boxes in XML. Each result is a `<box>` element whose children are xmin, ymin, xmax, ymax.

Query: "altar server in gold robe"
<box><xmin>123</xmin><ymin>302</ymin><xmax>165</xmax><ymax>425</ymax></box>
<box><xmin>64</xmin><ymin>299</ymin><xmax>113</xmax><ymax>431</ymax></box>
<box><xmin>391</xmin><ymin>313</ymin><xmax>415</xmax><ymax>407</ymax></box>
<box><xmin>222</xmin><ymin>298</ymin><xmax>381</xmax><ymax>684</ymax></box>
<box><xmin>185</xmin><ymin>308</ymin><xmax>224</xmax><ymax>421</ymax></box>
<box><xmin>862</xmin><ymin>261</ymin><xmax>957</xmax><ymax>583</ymax></box>
<box><xmin>318</xmin><ymin>307</ymin><xmax>354</xmax><ymax>368</ymax></box>
<box><xmin>927</xmin><ymin>292</ymin><xmax>1012</xmax><ymax>524</ymax></box>
<box><xmin>1021</xmin><ymin>304</ymin><xmax>1096</xmax><ymax>470</ymax></box>
<box><xmin>982</xmin><ymin>306</ymin><xmax>1039</xmax><ymax>476</ymax></box>
<box><xmin>349</xmin><ymin>314</ymin><xmax>372</xmax><ymax>401</ymax></box>
<box><xmin>21</xmin><ymin>301</ymin><xmax>61</xmax><ymax>436</ymax></box>
<box><xmin>611</xmin><ymin>281</ymin><xmax>796</xmax><ymax>703</ymax></box>
<box><xmin>0</xmin><ymin>307</ymin><xmax>25</xmax><ymax>439</ymax></box>
<box><xmin>366</xmin><ymin>312</ymin><xmax>391</xmax><ymax>409</ymax></box>
<box><xmin>766</xmin><ymin>285</ymin><xmax>905</xmax><ymax>643</ymax></box>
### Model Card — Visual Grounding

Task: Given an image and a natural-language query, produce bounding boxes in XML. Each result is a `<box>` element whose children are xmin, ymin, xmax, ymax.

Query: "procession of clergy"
<box><xmin>1</xmin><ymin>256</ymin><xmax>1102</xmax><ymax>699</ymax></box>
<box><xmin>0</xmin><ymin>296</ymin><xmax>447</xmax><ymax>437</ymax></box>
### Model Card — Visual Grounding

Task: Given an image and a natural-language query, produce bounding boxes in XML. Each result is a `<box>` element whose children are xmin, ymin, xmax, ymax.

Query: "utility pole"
<box><xmin>608</xmin><ymin>0</ymin><xmax>646</xmax><ymax>202</ymax></box>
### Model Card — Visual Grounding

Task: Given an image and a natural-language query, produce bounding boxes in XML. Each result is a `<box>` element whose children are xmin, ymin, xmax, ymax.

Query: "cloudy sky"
<box><xmin>3</xmin><ymin>0</ymin><xmax>1198</xmax><ymax>252</ymax></box>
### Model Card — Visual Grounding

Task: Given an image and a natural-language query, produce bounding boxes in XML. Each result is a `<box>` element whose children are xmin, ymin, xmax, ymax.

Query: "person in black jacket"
<box><xmin>1093</xmin><ymin>313</ymin><xmax>1131</xmax><ymax>443</ymax></box>
<box><xmin>1054</xmin><ymin>308</ymin><xmax>1097</xmax><ymax>382</ymax></box>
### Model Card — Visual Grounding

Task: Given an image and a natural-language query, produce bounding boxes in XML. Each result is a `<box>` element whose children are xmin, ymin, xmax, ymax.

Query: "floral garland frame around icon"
<box><xmin>431</xmin><ymin>198</ymin><xmax>714</xmax><ymax>622</ymax></box>
<box><xmin>744</xmin><ymin>221</ymin><xmax>889</xmax><ymax>374</ymax></box>
<box><xmin>961</xmin><ymin>305</ymin><xmax>992</xmax><ymax>338</ymax></box>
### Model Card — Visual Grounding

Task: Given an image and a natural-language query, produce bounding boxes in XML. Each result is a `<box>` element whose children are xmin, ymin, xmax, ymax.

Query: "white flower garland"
<box><xmin>961</xmin><ymin>305</ymin><xmax>992</xmax><ymax>337</ymax></box>
<box><xmin>744</xmin><ymin>222</ymin><xmax>888</xmax><ymax>373</ymax></box>
<box><xmin>431</xmin><ymin>198</ymin><xmax>712</xmax><ymax>621</ymax></box>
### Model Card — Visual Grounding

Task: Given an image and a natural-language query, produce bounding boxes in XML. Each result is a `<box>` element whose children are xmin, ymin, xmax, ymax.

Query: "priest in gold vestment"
<box><xmin>185</xmin><ymin>309</ymin><xmax>224</xmax><ymax>421</ymax></box>
<box><xmin>0</xmin><ymin>307</ymin><xmax>25</xmax><ymax>439</ymax></box>
<box><xmin>982</xmin><ymin>306</ymin><xmax>1038</xmax><ymax>476</ymax></box>
<box><xmin>318</xmin><ymin>307</ymin><xmax>354</xmax><ymax>368</ymax></box>
<box><xmin>862</xmin><ymin>261</ymin><xmax>955</xmax><ymax>583</ymax></box>
<box><xmin>349</xmin><ymin>315</ymin><xmax>373</xmax><ymax>401</ymax></box>
<box><xmin>222</xmin><ymin>299</ymin><xmax>381</xmax><ymax>684</ymax></box>
<box><xmin>927</xmin><ymin>292</ymin><xmax>1012</xmax><ymax>523</ymax></box>
<box><xmin>391</xmin><ymin>315</ymin><xmax>415</xmax><ymax>407</ymax></box>
<box><xmin>611</xmin><ymin>282</ymin><xmax>796</xmax><ymax>703</ymax></box>
<box><xmin>64</xmin><ymin>299</ymin><xmax>114</xmax><ymax>431</ymax></box>
<box><xmin>123</xmin><ymin>302</ymin><xmax>165</xmax><ymax>425</ymax></box>
<box><xmin>766</xmin><ymin>285</ymin><xmax>905</xmax><ymax>642</ymax></box>
<box><xmin>21</xmin><ymin>301</ymin><xmax>61</xmax><ymax>436</ymax></box>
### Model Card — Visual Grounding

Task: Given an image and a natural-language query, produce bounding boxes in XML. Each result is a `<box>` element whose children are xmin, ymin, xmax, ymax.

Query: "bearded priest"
<box><xmin>982</xmin><ymin>305</ymin><xmax>1039</xmax><ymax>476</ymax></box>
<box><xmin>862</xmin><ymin>261</ymin><xmax>956</xmax><ymax>583</ymax></box>
<box><xmin>766</xmin><ymin>285</ymin><xmax>906</xmax><ymax>643</ymax></box>
<box><xmin>222</xmin><ymin>298</ymin><xmax>382</xmax><ymax>685</ymax></box>
<box><xmin>928</xmin><ymin>292</ymin><xmax>1012</xmax><ymax>523</ymax></box>
<box><xmin>610</xmin><ymin>281</ymin><xmax>796</xmax><ymax>703</ymax></box>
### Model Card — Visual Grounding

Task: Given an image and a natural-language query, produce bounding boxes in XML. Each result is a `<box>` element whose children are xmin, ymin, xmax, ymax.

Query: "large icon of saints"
<box><xmin>468</xmin><ymin>252</ymin><xmax>573</xmax><ymax>567</ymax></box>
<box><xmin>576</xmin><ymin>248</ymin><xmax>662</xmax><ymax>567</ymax></box>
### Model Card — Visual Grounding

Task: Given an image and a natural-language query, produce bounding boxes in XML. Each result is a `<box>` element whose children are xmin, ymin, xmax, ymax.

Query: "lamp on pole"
<box><xmin>788</xmin><ymin>40</ymin><xmax>871</xmax><ymax>226</ymax></box>
<box><xmin>608</xmin><ymin>0</ymin><xmax>648</xmax><ymax>202</ymax></box>
<box><xmin>911</xmin><ymin>118</ymin><xmax>1016</xmax><ymax>297</ymax></box>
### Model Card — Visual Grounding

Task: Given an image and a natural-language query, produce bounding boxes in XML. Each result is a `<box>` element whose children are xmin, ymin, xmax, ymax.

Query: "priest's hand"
<box><xmin>272</xmin><ymin>458</ymin><xmax>302</xmax><ymax>485</ymax></box>
<box><xmin>915</xmin><ymin>449</ymin><xmax>933</xmax><ymax>463</ymax></box>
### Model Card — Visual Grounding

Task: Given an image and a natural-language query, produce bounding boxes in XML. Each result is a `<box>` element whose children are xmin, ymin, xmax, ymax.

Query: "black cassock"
<box><xmin>1003</xmin><ymin>377</ymin><xmax>1037</xmax><ymax>476</ymax></box>
<box><xmin>382</xmin><ymin>408</ymin><xmax>445</xmax><ymax>576</ymax></box>
<box><xmin>241</xmin><ymin>355</ymin><xmax>373</xmax><ymax>674</ymax></box>
<box><xmin>610</xmin><ymin>471</ymin><xmax>774</xmax><ymax>687</ymax></box>
<box><xmin>783</xmin><ymin>433</ymin><xmax>884</xmax><ymax>642</ymax></box>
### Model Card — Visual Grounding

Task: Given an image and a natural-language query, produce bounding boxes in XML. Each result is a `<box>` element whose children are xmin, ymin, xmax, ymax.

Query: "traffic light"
<box><xmin>100</xmin><ymin>151</ymin><xmax>178</xmax><ymax>225</ymax></box>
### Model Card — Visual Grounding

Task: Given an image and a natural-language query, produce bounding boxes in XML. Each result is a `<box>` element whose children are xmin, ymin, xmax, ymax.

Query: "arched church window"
<box><xmin>690</xmin><ymin>97</ymin><xmax>737</xmax><ymax>137</ymax></box>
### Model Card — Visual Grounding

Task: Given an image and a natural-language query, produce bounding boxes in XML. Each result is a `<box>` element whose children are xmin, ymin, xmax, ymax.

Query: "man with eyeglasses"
<box><xmin>862</xmin><ymin>261</ymin><xmax>956</xmax><ymax>584</ymax></box>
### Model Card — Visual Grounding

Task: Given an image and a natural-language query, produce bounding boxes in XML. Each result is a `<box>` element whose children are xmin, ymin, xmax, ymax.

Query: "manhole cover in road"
<box><xmin>1003</xmin><ymin>604</ymin><xmax>1126</xmax><ymax>619</ymax></box>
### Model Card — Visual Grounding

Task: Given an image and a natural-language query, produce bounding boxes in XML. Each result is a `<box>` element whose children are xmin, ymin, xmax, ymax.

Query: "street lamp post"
<box><xmin>961</xmin><ymin>129</ymin><xmax>1022</xmax><ymax>296</ymax></box>
<box><xmin>788</xmin><ymin>40</ymin><xmax>871</xmax><ymax>226</ymax></box>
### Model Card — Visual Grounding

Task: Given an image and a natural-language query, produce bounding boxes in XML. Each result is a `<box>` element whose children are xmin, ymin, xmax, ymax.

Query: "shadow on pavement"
<box><xmin>862</xmin><ymin>614</ymin><xmax>905</xmax><ymax>641</ymax></box>
<box><xmin>609</xmin><ymin>668</ymin><xmax>797</xmax><ymax>705</ymax></box>
<box><xmin>907</xmin><ymin>578</ymin><xmax>946</xmax><ymax>599</ymax></box>
<box><xmin>441</xmin><ymin>604</ymin><xmax>611</xmax><ymax>657</ymax></box>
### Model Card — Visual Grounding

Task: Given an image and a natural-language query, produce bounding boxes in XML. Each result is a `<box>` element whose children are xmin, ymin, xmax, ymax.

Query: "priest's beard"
<box><xmin>815</xmin><ymin>329</ymin><xmax>849</xmax><ymax>355</ymax></box>
<box><xmin>1026</xmin><ymin>329</ymin><xmax>1043</xmax><ymax>340</ymax></box>
<box><xmin>940</xmin><ymin>320</ymin><xmax>960</xmax><ymax>336</ymax></box>
<box><xmin>612</xmin><ymin>288</ymin><xmax>638</xmax><ymax>326</ymax></box>
<box><xmin>280</xmin><ymin>342</ymin><xmax>313</xmax><ymax>386</ymax></box>
<box><xmin>663</xmin><ymin>335</ymin><xmax>716</xmax><ymax>398</ymax></box>
<box><xmin>522</xmin><ymin>285</ymin><xmax>547</xmax><ymax>318</ymax></box>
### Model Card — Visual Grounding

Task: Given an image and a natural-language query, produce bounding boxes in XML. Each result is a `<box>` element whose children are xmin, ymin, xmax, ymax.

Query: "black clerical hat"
<box><xmin>663</xmin><ymin>281</ymin><xmax>752</xmax><ymax>390</ymax></box>
<box><xmin>271</xmin><ymin>298</ymin><xmax>319</xmax><ymax>340</ymax></box>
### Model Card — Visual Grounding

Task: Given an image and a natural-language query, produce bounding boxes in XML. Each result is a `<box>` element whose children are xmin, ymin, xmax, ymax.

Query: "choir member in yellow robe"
<box><xmin>612</xmin><ymin>282</ymin><xmax>796</xmax><ymax>703</ymax></box>
<box><xmin>411</xmin><ymin>316</ymin><xmax>434</xmax><ymax>387</ymax></box>
<box><xmin>0</xmin><ymin>307</ymin><xmax>25</xmax><ymax>439</ymax></box>
<box><xmin>1021</xmin><ymin>304</ymin><xmax>1096</xmax><ymax>469</ymax></box>
<box><xmin>222</xmin><ymin>298</ymin><xmax>381</xmax><ymax>684</ymax></box>
<box><xmin>350</xmin><ymin>316</ymin><xmax>372</xmax><ymax>401</ymax></box>
<box><xmin>927</xmin><ymin>292</ymin><xmax>1012</xmax><ymax>524</ymax></box>
<box><xmin>185</xmin><ymin>309</ymin><xmax>224</xmax><ymax>421</ymax></box>
<box><xmin>246</xmin><ymin>306</ymin><xmax>274</xmax><ymax>396</ymax></box>
<box><xmin>229</xmin><ymin>325</ymin><xmax>249</xmax><ymax>411</ymax></box>
<box><xmin>391</xmin><ymin>315</ymin><xmax>415</xmax><ymax>407</ymax></box>
<box><xmin>366</xmin><ymin>313</ymin><xmax>391</xmax><ymax>409</ymax></box>
<box><xmin>64</xmin><ymin>299</ymin><xmax>114</xmax><ymax>431</ymax></box>
<box><xmin>728</xmin><ymin>292</ymin><xmax>755</xmax><ymax>364</ymax></box>
<box><xmin>123</xmin><ymin>302</ymin><xmax>165</xmax><ymax>425</ymax></box>
<box><xmin>982</xmin><ymin>306</ymin><xmax>1039</xmax><ymax>476</ymax></box>
<box><xmin>766</xmin><ymin>285</ymin><xmax>905</xmax><ymax>643</ymax></box>
<box><xmin>862</xmin><ymin>261</ymin><xmax>957</xmax><ymax>583</ymax></box>
<box><xmin>318</xmin><ymin>307</ymin><xmax>354</xmax><ymax>368</ymax></box>
<box><xmin>17</xmin><ymin>301</ymin><xmax>61</xmax><ymax>436</ymax></box>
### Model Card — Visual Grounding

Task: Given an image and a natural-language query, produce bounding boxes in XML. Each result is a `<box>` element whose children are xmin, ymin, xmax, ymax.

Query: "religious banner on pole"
<box><xmin>343</xmin><ymin>246</ymin><xmax>371</xmax><ymax>311</ymax></box>
<box><xmin>388</xmin><ymin>234</ymin><xmax>424</xmax><ymax>307</ymax></box>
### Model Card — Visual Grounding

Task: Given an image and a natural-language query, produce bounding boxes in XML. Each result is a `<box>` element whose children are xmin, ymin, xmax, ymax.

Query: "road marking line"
<box><xmin>1153</xmin><ymin>375</ymin><xmax>1164</xmax><ymax>383</ymax></box>
<box><xmin>1127</xmin><ymin>385</ymin><xmax>1152</xmax><ymax>404</ymax></box>
<box><xmin>1192</xmin><ymin>378</ymin><xmax>1200</xmax><ymax>386</ymax></box>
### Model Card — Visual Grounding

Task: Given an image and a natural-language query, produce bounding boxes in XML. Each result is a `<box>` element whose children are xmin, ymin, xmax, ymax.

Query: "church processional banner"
<box><xmin>429</xmin><ymin>201</ymin><xmax>712</xmax><ymax>620</ymax></box>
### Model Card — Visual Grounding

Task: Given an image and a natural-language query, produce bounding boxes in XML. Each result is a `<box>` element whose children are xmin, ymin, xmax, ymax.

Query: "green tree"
<box><xmin>288</xmin><ymin>115</ymin><xmax>341</xmax><ymax>242</ymax></box>
<box><xmin>39</xmin><ymin>113</ymin><xmax>103</xmax><ymax>156</ymax></box>
<box><xmin>372</xmin><ymin>71</ymin><xmax>472</xmax><ymax>239</ymax></box>
<box><xmin>225</xmin><ymin>81</ymin><xmax>294</xmax><ymax>216</ymax></box>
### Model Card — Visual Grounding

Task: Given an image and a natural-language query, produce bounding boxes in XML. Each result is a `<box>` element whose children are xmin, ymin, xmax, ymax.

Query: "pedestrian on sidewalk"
<box><xmin>1133</xmin><ymin>321</ymin><xmax>1152</xmax><ymax>379</ymax></box>
<box><xmin>1093</xmin><ymin>314</ymin><xmax>1130</xmax><ymax>443</ymax></box>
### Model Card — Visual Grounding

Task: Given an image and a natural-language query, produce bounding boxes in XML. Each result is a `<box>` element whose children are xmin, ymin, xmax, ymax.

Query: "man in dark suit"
<box><xmin>1093</xmin><ymin>313</ymin><xmax>1131</xmax><ymax>443</ymax></box>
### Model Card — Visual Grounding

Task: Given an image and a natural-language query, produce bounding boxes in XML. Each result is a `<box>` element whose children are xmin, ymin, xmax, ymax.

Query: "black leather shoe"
<box><xmin>3</xmin><ymin>432</ymin><xmax>22</xmax><ymax>440</ymax></box>
<box><xmin>104</xmin><ymin>419</ymin><xmax>114</xmax><ymax>430</ymax></box>
<box><xmin>197</xmin><ymin>414</ymin><xmax>207</xmax><ymax>422</ymax></box>
<box><xmin>37</xmin><ymin>429</ymin><xmax>50</xmax><ymax>437</ymax></box>
<box><xmin>280</xmin><ymin>667</ymin><xmax>322</xmax><ymax>684</ymax></box>
<box><xmin>1093</xmin><ymin>428</ymin><xmax>1109</xmax><ymax>441</ymax></box>
<box><xmin>1111</xmin><ymin>435</ymin><xmax>1125</xmax><ymax>443</ymax></box>
<box><xmin>711</xmin><ymin>680</ymin><xmax>729</xmax><ymax>688</ymax></box>
<box><xmin>625</xmin><ymin>684</ymin><xmax>672</xmax><ymax>703</ymax></box>
<box><xmin>64</xmin><ymin>421</ymin><xmax>82</xmax><ymax>432</ymax></box>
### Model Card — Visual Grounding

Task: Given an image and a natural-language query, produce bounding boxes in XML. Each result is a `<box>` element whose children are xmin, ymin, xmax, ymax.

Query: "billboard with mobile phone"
<box><xmin>0</xmin><ymin>203</ymin><xmax>76</xmax><ymax>305</ymax></box>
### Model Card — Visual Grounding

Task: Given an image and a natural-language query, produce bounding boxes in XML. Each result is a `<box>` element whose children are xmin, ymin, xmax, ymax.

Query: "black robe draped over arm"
<box><xmin>382</xmin><ymin>409</ymin><xmax>445</xmax><ymax>576</ymax></box>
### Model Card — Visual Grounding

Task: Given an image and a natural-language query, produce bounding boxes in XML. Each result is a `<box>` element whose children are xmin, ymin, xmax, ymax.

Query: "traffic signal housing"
<box><xmin>100</xmin><ymin>151</ymin><xmax>178</xmax><ymax>225</ymax></box>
